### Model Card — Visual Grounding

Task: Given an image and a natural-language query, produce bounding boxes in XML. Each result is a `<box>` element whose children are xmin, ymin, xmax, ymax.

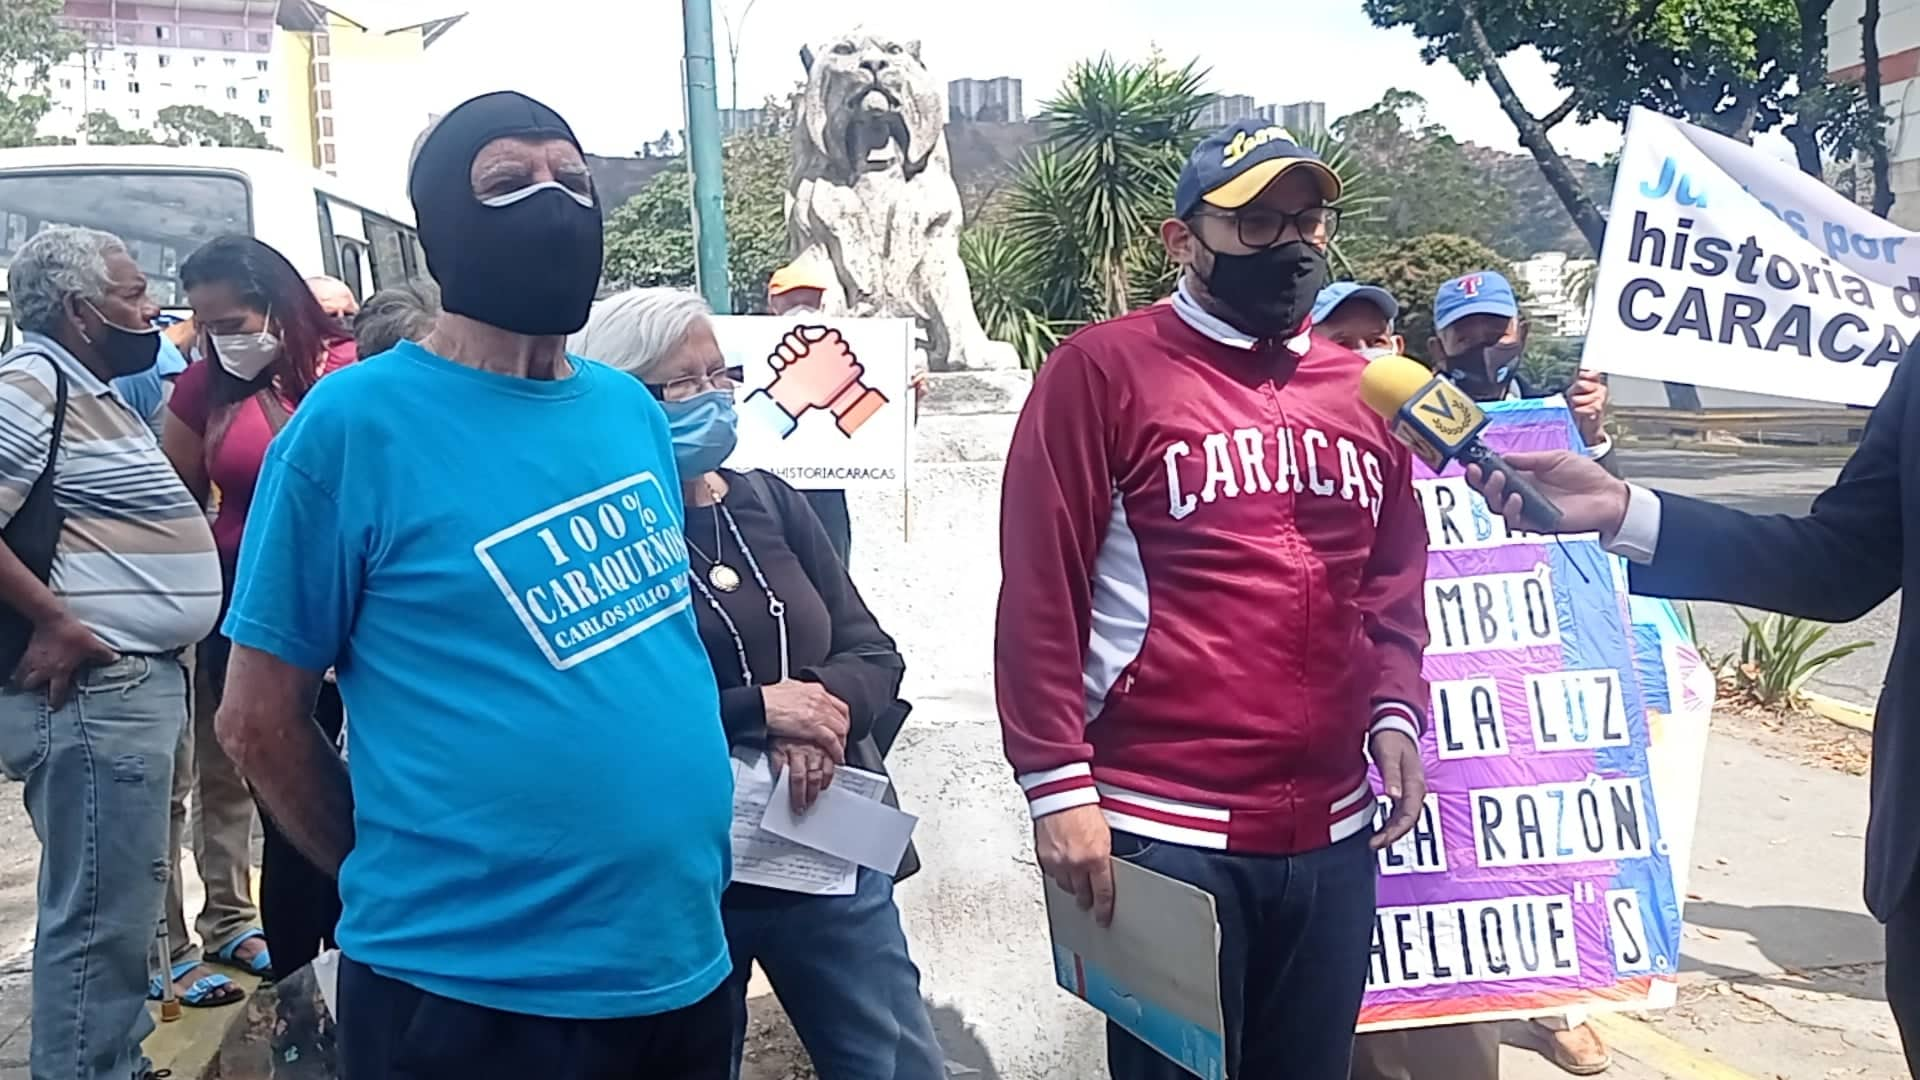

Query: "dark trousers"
<box><xmin>337</xmin><ymin>956</ymin><xmax>731</xmax><ymax>1079</ymax></box>
<box><xmin>259</xmin><ymin>678</ymin><xmax>344</xmax><ymax>979</ymax></box>
<box><xmin>1106</xmin><ymin>829</ymin><xmax>1378</xmax><ymax>1080</ymax></box>
<box><xmin>204</xmin><ymin>631</ymin><xmax>345</xmax><ymax>980</ymax></box>
<box><xmin>1350</xmin><ymin>1023</ymin><xmax>1501</xmax><ymax>1080</ymax></box>
<box><xmin>1885</xmin><ymin>887</ymin><xmax>1920</xmax><ymax>1077</ymax></box>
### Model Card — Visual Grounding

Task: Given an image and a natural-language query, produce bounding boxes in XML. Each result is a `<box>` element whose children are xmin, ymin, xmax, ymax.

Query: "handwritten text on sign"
<box><xmin>1361</xmin><ymin>399</ymin><xmax>1685</xmax><ymax>1030</ymax></box>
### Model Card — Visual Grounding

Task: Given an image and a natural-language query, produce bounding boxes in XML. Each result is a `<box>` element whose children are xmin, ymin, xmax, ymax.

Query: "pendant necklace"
<box><xmin>687</xmin><ymin>496</ymin><xmax>789</xmax><ymax>685</ymax></box>
<box><xmin>685</xmin><ymin>486</ymin><xmax>742</xmax><ymax>592</ymax></box>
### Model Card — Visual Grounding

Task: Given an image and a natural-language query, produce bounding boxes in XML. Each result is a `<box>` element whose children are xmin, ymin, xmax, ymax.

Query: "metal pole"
<box><xmin>681</xmin><ymin>0</ymin><xmax>732</xmax><ymax>313</ymax></box>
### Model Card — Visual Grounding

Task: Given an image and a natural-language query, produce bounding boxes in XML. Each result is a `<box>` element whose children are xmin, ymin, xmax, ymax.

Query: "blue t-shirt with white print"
<box><xmin>223</xmin><ymin>340</ymin><xmax>733</xmax><ymax>1017</ymax></box>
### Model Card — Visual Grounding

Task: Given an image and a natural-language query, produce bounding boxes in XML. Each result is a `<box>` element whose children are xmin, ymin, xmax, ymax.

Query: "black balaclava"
<box><xmin>408</xmin><ymin>91</ymin><xmax>603</xmax><ymax>337</ymax></box>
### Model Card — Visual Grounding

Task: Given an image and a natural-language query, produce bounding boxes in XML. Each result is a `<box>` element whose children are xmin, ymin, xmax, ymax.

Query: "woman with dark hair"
<box><xmin>161</xmin><ymin>235</ymin><xmax>356</xmax><ymax>984</ymax></box>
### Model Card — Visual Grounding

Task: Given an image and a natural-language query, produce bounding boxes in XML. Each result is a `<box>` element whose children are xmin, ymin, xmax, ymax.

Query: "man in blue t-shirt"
<box><xmin>216</xmin><ymin>92</ymin><xmax>735</xmax><ymax>1078</ymax></box>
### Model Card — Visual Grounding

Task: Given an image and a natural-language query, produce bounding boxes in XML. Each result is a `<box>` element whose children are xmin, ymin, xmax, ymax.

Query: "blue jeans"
<box><xmin>0</xmin><ymin>655</ymin><xmax>186</xmax><ymax>1080</ymax></box>
<box><xmin>722</xmin><ymin>869</ymin><xmax>943</xmax><ymax>1080</ymax></box>
<box><xmin>1105</xmin><ymin>830</ymin><xmax>1377</xmax><ymax>1080</ymax></box>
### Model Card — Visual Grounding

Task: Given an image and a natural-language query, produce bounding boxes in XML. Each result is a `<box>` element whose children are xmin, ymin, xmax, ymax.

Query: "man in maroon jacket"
<box><xmin>995</xmin><ymin>119</ymin><xmax>1432</xmax><ymax>1080</ymax></box>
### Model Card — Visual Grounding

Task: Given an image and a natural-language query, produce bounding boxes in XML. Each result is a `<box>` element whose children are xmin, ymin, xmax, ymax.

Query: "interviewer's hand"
<box><xmin>1034</xmin><ymin>803</ymin><xmax>1115</xmax><ymax>926</ymax></box>
<box><xmin>1370</xmin><ymin>730</ymin><xmax>1427</xmax><ymax>850</ymax></box>
<box><xmin>760</xmin><ymin>679</ymin><xmax>849</xmax><ymax>759</ymax></box>
<box><xmin>1466</xmin><ymin>450</ymin><xmax>1631</xmax><ymax>538</ymax></box>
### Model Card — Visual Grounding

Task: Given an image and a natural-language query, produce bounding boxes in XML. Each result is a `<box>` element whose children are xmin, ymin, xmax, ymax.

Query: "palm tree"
<box><xmin>958</xmin><ymin>53</ymin><xmax>1383</xmax><ymax>368</ymax></box>
<box><xmin>1042</xmin><ymin>55</ymin><xmax>1209</xmax><ymax>319</ymax></box>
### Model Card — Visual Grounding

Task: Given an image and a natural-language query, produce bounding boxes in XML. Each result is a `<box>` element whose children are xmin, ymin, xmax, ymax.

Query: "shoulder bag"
<box><xmin>0</xmin><ymin>355</ymin><xmax>71</xmax><ymax>675</ymax></box>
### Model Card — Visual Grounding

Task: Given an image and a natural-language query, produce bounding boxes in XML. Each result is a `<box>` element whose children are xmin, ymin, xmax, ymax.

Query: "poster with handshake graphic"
<box><xmin>715</xmin><ymin>316</ymin><xmax>915</xmax><ymax>494</ymax></box>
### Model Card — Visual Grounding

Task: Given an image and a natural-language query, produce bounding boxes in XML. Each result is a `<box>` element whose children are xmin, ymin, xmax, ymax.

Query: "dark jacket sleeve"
<box><xmin>720</xmin><ymin>686</ymin><xmax>768</xmax><ymax>745</ymax></box>
<box><xmin>757</xmin><ymin>474</ymin><xmax>905</xmax><ymax>742</ymax></box>
<box><xmin>1628</xmin><ymin>359</ymin><xmax>1909</xmax><ymax>622</ymax></box>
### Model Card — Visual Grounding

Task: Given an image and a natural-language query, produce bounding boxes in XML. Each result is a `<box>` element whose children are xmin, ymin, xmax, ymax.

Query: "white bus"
<box><xmin>0</xmin><ymin>145</ymin><xmax>426</xmax><ymax>348</ymax></box>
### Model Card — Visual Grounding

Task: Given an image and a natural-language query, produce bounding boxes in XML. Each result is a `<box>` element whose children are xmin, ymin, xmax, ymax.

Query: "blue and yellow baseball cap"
<box><xmin>1434</xmin><ymin>270</ymin><xmax>1519</xmax><ymax>330</ymax></box>
<box><xmin>1175</xmin><ymin>119</ymin><xmax>1340</xmax><ymax>220</ymax></box>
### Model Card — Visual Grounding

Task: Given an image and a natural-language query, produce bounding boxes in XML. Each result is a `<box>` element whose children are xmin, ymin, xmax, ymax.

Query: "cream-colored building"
<box><xmin>39</xmin><ymin>2</ymin><xmax>461</xmax><ymax>204</ymax></box>
<box><xmin>275</xmin><ymin>1</ymin><xmax>466</xmax><ymax>202</ymax></box>
<box><xmin>1829</xmin><ymin>0</ymin><xmax>1920</xmax><ymax>227</ymax></box>
<box><xmin>44</xmin><ymin>1</ymin><xmax>284</xmax><ymax>146</ymax></box>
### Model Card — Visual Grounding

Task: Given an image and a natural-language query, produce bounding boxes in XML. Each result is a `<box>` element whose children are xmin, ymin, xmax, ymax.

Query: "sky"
<box><xmin>420</xmin><ymin>0</ymin><xmax>1633</xmax><ymax>163</ymax></box>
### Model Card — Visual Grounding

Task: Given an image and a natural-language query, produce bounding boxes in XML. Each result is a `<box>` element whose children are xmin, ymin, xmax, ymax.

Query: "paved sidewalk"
<box><xmin>1500</xmin><ymin>726</ymin><xmax>1901</xmax><ymax>1080</ymax></box>
<box><xmin>0</xmin><ymin>720</ymin><xmax>1902</xmax><ymax>1079</ymax></box>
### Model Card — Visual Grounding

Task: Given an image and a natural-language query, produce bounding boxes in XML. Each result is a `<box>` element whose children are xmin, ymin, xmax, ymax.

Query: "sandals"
<box><xmin>210</xmin><ymin>927</ymin><xmax>274</xmax><ymax>977</ymax></box>
<box><xmin>148</xmin><ymin>961</ymin><xmax>243</xmax><ymax>1008</ymax></box>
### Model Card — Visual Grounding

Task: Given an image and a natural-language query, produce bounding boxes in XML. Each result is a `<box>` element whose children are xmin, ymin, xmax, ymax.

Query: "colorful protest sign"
<box><xmin>1583</xmin><ymin>106</ymin><xmax>1919</xmax><ymax>407</ymax></box>
<box><xmin>716</xmin><ymin>316</ymin><xmax>914</xmax><ymax>493</ymax></box>
<box><xmin>1359</xmin><ymin>398</ymin><xmax>1713</xmax><ymax>1030</ymax></box>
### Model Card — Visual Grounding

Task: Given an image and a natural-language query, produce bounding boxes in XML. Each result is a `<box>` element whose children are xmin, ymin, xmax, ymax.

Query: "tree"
<box><xmin>154</xmin><ymin>105</ymin><xmax>271</xmax><ymax>149</ymax></box>
<box><xmin>1782</xmin><ymin>0</ymin><xmax>1836</xmax><ymax>176</ymax></box>
<box><xmin>1340</xmin><ymin>232</ymin><xmax>1521</xmax><ymax>363</ymax></box>
<box><xmin>603</xmin><ymin>120</ymin><xmax>788</xmax><ymax>313</ymax></box>
<box><xmin>1040</xmin><ymin>55</ymin><xmax>1210</xmax><ymax>319</ymax></box>
<box><xmin>1367</xmin><ymin>0</ymin><xmax>1812</xmax><ymax>253</ymax></box>
<box><xmin>84</xmin><ymin>110</ymin><xmax>151</xmax><ymax>145</ymax></box>
<box><xmin>0</xmin><ymin>0</ymin><xmax>81</xmax><ymax>148</ymax></box>
<box><xmin>962</xmin><ymin>53</ymin><xmax>1387</xmax><ymax>368</ymax></box>
<box><xmin>1862</xmin><ymin>0</ymin><xmax>1895</xmax><ymax>215</ymax></box>
<box><xmin>1334</xmin><ymin>90</ymin><xmax>1514</xmax><ymax>254</ymax></box>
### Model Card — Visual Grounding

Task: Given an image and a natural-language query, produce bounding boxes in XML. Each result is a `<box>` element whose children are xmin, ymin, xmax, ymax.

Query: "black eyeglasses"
<box><xmin>1193</xmin><ymin>205</ymin><xmax>1341</xmax><ymax>248</ymax></box>
<box><xmin>646</xmin><ymin>365</ymin><xmax>745</xmax><ymax>403</ymax></box>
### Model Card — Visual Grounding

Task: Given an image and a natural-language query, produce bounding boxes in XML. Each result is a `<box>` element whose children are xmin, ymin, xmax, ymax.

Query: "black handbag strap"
<box><xmin>15</xmin><ymin>351</ymin><xmax>70</xmax><ymax>492</ymax></box>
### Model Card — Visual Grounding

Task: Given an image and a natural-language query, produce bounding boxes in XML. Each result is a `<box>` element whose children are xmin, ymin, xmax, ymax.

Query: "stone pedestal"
<box><xmin>847</xmin><ymin>366</ymin><xmax>1108</xmax><ymax>1078</ymax></box>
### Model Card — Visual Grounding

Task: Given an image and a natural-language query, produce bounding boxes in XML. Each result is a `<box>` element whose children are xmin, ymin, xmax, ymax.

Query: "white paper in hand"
<box><xmin>727</xmin><ymin>751</ymin><xmax>857</xmax><ymax>895</ymax></box>
<box><xmin>760</xmin><ymin>765</ymin><xmax>916</xmax><ymax>874</ymax></box>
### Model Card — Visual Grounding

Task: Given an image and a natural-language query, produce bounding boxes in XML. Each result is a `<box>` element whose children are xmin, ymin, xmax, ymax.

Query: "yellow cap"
<box><xmin>768</xmin><ymin>262</ymin><xmax>831</xmax><ymax>296</ymax></box>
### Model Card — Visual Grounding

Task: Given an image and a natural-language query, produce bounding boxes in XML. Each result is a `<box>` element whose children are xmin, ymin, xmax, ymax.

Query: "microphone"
<box><xmin>1358</xmin><ymin>354</ymin><xmax>1563</xmax><ymax>532</ymax></box>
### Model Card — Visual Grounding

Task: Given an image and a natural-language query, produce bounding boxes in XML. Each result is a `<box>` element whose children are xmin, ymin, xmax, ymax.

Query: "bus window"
<box><xmin>366</xmin><ymin>214</ymin><xmax>408</xmax><ymax>289</ymax></box>
<box><xmin>315</xmin><ymin>196</ymin><xmax>340</xmax><ymax>278</ymax></box>
<box><xmin>335</xmin><ymin>237</ymin><xmax>366</xmax><ymax>300</ymax></box>
<box><xmin>0</xmin><ymin>170</ymin><xmax>249</xmax><ymax>307</ymax></box>
<box><xmin>408</xmin><ymin>232</ymin><xmax>428</xmax><ymax>282</ymax></box>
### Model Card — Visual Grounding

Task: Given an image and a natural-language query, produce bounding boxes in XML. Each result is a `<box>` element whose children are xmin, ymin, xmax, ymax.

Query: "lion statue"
<box><xmin>787</xmin><ymin>31</ymin><xmax>1016</xmax><ymax>371</ymax></box>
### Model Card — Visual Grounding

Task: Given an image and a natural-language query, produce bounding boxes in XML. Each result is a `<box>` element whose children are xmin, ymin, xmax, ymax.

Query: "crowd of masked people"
<box><xmin>12</xmin><ymin>92</ymin><xmax>1909</xmax><ymax>1080</ymax></box>
<box><xmin>0</xmin><ymin>91</ymin><xmax>939</xmax><ymax>1080</ymax></box>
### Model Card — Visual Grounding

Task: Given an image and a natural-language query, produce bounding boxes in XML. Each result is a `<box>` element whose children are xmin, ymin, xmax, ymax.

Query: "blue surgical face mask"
<box><xmin>661</xmin><ymin>390</ymin><xmax>739</xmax><ymax>476</ymax></box>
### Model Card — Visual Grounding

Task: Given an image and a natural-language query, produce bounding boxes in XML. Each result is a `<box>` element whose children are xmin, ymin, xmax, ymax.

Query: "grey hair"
<box><xmin>7</xmin><ymin>227</ymin><xmax>128</xmax><ymax>335</ymax></box>
<box><xmin>569</xmin><ymin>287</ymin><xmax>713</xmax><ymax>381</ymax></box>
<box><xmin>354</xmin><ymin>280</ymin><xmax>441</xmax><ymax>357</ymax></box>
<box><xmin>408</xmin><ymin>113</ymin><xmax>445</xmax><ymax>182</ymax></box>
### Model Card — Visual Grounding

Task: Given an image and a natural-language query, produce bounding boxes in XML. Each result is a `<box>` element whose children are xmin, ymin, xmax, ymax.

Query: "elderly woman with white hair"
<box><xmin>571</xmin><ymin>288</ymin><xmax>944</xmax><ymax>1080</ymax></box>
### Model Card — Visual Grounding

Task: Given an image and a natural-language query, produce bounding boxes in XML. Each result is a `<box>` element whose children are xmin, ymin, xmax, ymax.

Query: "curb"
<box><xmin>141</xmin><ymin>971</ymin><xmax>260</xmax><ymax>1077</ymax></box>
<box><xmin>1612</xmin><ymin>436</ymin><xmax>1858</xmax><ymax>462</ymax></box>
<box><xmin>1590</xmin><ymin>1012</ymin><xmax>1764</xmax><ymax>1080</ymax></box>
<box><xmin>1802</xmin><ymin>691</ymin><xmax>1875</xmax><ymax>732</ymax></box>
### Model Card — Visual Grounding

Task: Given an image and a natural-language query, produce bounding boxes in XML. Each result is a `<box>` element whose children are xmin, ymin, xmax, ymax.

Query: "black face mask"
<box><xmin>1441</xmin><ymin>337</ymin><xmax>1527</xmax><ymax>401</ymax></box>
<box><xmin>1195</xmin><ymin>238</ymin><xmax>1329</xmax><ymax>341</ymax></box>
<box><xmin>82</xmin><ymin>301</ymin><xmax>161</xmax><ymax>377</ymax></box>
<box><xmin>409</xmin><ymin>91</ymin><xmax>603</xmax><ymax>337</ymax></box>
